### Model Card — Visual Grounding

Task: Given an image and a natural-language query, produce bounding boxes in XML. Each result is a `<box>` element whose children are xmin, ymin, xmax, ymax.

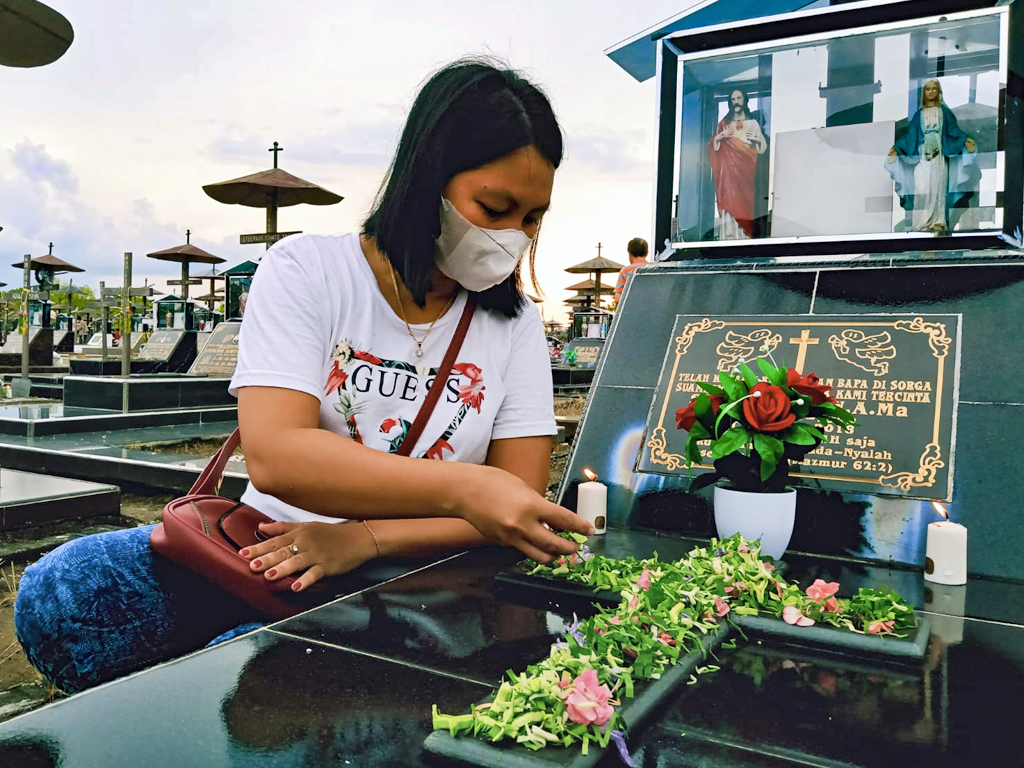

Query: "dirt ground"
<box><xmin>0</xmin><ymin>562</ymin><xmax>28</xmax><ymax>691</ymax></box>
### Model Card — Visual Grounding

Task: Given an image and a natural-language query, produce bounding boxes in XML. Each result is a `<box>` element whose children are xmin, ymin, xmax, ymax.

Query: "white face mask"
<box><xmin>434</xmin><ymin>198</ymin><xmax>533</xmax><ymax>292</ymax></box>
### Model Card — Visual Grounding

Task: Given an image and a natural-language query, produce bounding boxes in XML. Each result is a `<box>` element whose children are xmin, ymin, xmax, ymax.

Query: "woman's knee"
<box><xmin>14</xmin><ymin>526</ymin><xmax>167</xmax><ymax>693</ymax></box>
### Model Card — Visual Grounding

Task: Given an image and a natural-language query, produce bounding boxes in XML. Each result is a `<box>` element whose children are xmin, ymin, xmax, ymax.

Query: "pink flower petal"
<box><xmin>783</xmin><ymin>605</ymin><xmax>815</xmax><ymax>626</ymax></box>
<box><xmin>805</xmin><ymin>579</ymin><xmax>841</xmax><ymax>603</ymax></box>
<box><xmin>637</xmin><ymin>569</ymin><xmax>651</xmax><ymax>590</ymax></box>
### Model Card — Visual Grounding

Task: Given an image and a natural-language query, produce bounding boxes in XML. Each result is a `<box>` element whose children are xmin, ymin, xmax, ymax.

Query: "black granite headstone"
<box><xmin>563</xmin><ymin>258</ymin><xmax>1024</xmax><ymax>580</ymax></box>
<box><xmin>0</xmin><ymin>328</ymin><xmax>53</xmax><ymax>367</ymax></box>
<box><xmin>52</xmin><ymin>329</ymin><xmax>74</xmax><ymax>354</ymax></box>
<box><xmin>188</xmin><ymin>321</ymin><xmax>240</xmax><ymax>377</ymax></box>
<box><xmin>139</xmin><ymin>330</ymin><xmax>185</xmax><ymax>362</ymax></box>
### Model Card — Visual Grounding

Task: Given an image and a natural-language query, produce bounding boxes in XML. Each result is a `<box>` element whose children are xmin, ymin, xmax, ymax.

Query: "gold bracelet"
<box><xmin>362</xmin><ymin>520</ymin><xmax>381</xmax><ymax>558</ymax></box>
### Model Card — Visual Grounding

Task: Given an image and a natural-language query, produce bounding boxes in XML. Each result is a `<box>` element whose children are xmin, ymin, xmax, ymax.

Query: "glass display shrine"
<box><xmin>653</xmin><ymin>1</ymin><xmax>1023</xmax><ymax>257</ymax></box>
<box><xmin>154</xmin><ymin>296</ymin><xmax>194</xmax><ymax>331</ymax></box>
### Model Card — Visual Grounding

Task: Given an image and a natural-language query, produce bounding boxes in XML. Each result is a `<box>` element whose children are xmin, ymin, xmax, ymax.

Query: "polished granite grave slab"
<box><xmin>640</xmin><ymin>616</ymin><xmax>1024</xmax><ymax>767</ymax></box>
<box><xmin>275</xmin><ymin>547</ymin><xmax>578</xmax><ymax>686</ymax></box>
<box><xmin>0</xmin><ymin>401</ymin><xmax>236</xmax><ymax>437</ymax></box>
<box><xmin>0</xmin><ymin>420</ymin><xmax>246</xmax><ymax>495</ymax></box>
<box><xmin>0</xmin><ymin>468</ymin><xmax>119</xmax><ymax>530</ymax></box>
<box><xmin>0</xmin><ymin>630</ymin><xmax>489</xmax><ymax>768</ymax></box>
<box><xmin>0</xmin><ymin>543</ymin><xmax>1020</xmax><ymax>767</ymax></box>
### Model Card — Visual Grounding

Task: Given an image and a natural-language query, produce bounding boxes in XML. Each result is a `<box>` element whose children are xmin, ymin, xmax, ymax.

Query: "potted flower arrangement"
<box><xmin>675</xmin><ymin>354</ymin><xmax>857</xmax><ymax>558</ymax></box>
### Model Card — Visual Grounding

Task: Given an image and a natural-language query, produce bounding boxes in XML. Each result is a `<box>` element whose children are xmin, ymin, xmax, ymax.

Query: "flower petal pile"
<box><xmin>433</xmin><ymin>532</ymin><xmax>916</xmax><ymax>765</ymax></box>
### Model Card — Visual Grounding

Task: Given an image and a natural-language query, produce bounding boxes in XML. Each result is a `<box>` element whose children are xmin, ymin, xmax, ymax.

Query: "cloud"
<box><xmin>0</xmin><ymin>142</ymin><xmax>213</xmax><ymax>282</ymax></box>
<box><xmin>10</xmin><ymin>141</ymin><xmax>79</xmax><ymax>194</ymax></box>
<box><xmin>565</xmin><ymin>128</ymin><xmax>651</xmax><ymax>174</ymax></box>
<box><xmin>206</xmin><ymin>116</ymin><xmax>403</xmax><ymax>171</ymax></box>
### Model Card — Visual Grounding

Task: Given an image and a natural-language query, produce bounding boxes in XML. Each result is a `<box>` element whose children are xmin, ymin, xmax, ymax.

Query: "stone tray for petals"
<box><xmin>494</xmin><ymin>565</ymin><xmax>930</xmax><ymax>661</ymax></box>
<box><xmin>422</xmin><ymin>623</ymin><xmax>730</xmax><ymax>768</ymax></box>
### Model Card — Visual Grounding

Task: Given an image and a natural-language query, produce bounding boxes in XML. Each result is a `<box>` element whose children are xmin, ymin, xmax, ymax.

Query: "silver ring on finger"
<box><xmin>290</xmin><ymin>544</ymin><xmax>300</xmax><ymax>555</ymax></box>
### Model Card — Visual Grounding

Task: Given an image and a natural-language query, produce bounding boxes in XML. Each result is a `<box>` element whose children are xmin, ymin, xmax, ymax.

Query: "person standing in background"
<box><xmin>613</xmin><ymin>238</ymin><xmax>648</xmax><ymax>307</ymax></box>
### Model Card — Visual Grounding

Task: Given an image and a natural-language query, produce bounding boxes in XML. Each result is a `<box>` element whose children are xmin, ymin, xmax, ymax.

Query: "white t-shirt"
<box><xmin>229</xmin><ymin>233</ymin><xmax>556</xmax><ymax>523</ymax></box>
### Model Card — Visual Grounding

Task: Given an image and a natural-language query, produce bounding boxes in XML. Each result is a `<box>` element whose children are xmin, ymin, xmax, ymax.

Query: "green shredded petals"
<box><xmin>433</xmin><ymin>532</ymin><xmax>917</xmax><ymax>758</ymax></box>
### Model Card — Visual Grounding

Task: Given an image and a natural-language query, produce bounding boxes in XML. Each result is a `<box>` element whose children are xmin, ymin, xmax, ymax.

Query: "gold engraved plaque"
<box><xmin>637</xmin><ymin>314</ymin><xmax>961</xmax><ymax>500</ymax></box>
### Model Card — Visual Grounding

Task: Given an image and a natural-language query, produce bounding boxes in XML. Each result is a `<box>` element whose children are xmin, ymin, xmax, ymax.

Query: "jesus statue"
<box><xmin>885</xmin><ymin>79</ymin><xmax>978</xmax><ymax>234</ymax></box>
<box><xmin>707</xmin><ymin>89</ymin><xmax>767</xmax><ymax>240</ymax></box>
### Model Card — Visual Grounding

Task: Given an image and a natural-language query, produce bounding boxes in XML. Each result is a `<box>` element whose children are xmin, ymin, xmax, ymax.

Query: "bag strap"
<box><xmin>396</xmin><ymin>297</ymin><xmax>474</xmax><ymax>457</ymax></box>
<box><xmin>190</xmin><ymin>427</ymin><xmax>242</xmax><ymax>496</ymax></box>
<box><xmin>190</xmin><ymin>297</ymin><xmax>475</xmax><ymax>495</ymax></box>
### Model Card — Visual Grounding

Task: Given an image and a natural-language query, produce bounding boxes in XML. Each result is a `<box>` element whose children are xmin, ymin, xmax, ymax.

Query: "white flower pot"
<box><xmin>713</xmin><ymin>486</ymin><xmax>797</xmax><ymax>561</ymax></box>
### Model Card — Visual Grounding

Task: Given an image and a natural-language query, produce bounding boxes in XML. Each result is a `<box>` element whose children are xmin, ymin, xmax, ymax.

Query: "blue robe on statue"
<box><xmin>886</xmin><ymin>104</ymin><xmax>980</xmax><ymax>214</ymax></box>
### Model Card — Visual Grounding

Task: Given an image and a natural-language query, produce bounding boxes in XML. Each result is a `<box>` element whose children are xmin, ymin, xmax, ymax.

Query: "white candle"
<box><xmin>577</xmin><ymin>469</ymin><xmax>607</xmax><ymax>535</ymax></box>
<box><xmin>925</xmin><ymin>519</ymin><xmax>967</xmax><ymax>586</ymax></box>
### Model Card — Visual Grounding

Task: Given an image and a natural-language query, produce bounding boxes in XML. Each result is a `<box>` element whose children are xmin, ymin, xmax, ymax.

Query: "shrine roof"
<box><xmin>605</xmin><ymin>0</ymin><xmax>820</xmax><ymax>81</ymax></box>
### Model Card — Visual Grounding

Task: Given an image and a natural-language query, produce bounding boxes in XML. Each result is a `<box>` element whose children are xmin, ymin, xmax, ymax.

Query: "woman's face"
<box><xmin>442</xmin><ymin>145</ymin><xmax>554</xmax><ymax>240</ymax></box>
<box><xmin>923</xmin><ymin>82</ymin><xmax>940</xmax><ymax>104</ymax></box>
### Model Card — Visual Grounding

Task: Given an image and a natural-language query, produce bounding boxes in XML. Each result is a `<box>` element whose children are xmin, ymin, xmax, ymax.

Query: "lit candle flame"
<box><xmin>583</xmin><ymin>468</ymin><xmax>598</xmax><ymax>482</ymax></box>
<box><xmin>932</xmin><ymin>502</ymin><xmax>948</xmax><ymax>520</ymax></box>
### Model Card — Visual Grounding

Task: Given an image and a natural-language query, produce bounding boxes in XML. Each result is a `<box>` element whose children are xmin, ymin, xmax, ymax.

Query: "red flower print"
<box><xmin>354</xmin><ymin>350</ymin><xmax>382</xmax><ymax>365</ymax></box>
<box><xmin>453</xmin><ymin>362</ymin><xmax>483</xmax><ymax>384</ymax></box>
<box><xmin>425</xmin><ymin>438</ymin><xmax>453</xmax><ymax>460</ymax></box>
<box><xmin>454</xmin><ymin>363</ymin><xmax>485</xmax><ymax>413</ymax></box>
<box><xmin>380</xmin><ymin>418</ymin><xmax>399</xmax><ymax>433</ymax></box>
<box><xmin>324</xmin><ymin>364</ymin><xmax>348</xmax><ymax>394</ymax></box>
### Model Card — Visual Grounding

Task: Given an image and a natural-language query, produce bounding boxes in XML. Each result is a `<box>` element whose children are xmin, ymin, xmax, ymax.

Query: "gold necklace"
<box><xmin>387</xmin><ymin>267</ymin><xmax>457</xmax><ymax>358</ymax></box>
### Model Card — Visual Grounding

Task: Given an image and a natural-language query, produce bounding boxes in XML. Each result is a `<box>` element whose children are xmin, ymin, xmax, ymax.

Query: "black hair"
<box><xmin>627</xmin><ymin>237</ymin><xmax>648</xmax><ymax>259</ymax></box>
<box><xmin>362</xmin><ymin>57</ymin><xmax>563</xmax><ymax>318</ymax></box>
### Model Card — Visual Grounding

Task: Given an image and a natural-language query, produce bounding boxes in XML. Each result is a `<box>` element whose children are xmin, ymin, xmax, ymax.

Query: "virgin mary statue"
<box><xmin>885</xmin><ymin>79</ymin><xmax>978</xmax><ymax>234</ymax></box>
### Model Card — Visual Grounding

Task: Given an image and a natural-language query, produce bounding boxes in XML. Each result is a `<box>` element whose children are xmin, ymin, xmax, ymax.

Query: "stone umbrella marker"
<box><xmin>146</xmin><ymin>230</ymin><xmax>224</xmax><ymax>302</ymax></box>
<box><xmin>0</xmin><ymin>0</ymin><xmax>73</xmax><ymax>68</ymax></box>
<box><xmin>7</xmin><ymin>245</ymin><xmax>83</xmax><ymax>390</ymax></box>
<box><xmin>564</xmin><ymin>244</ymin><xmax>626</xmax><ymax>311</ymax></box>
<box><xmin>191</xmin><ymin>266</ymin><xmax>226</xmax><ymax>313</ymax></box>
<box><xmin>202</xmin><ymin>141</ymin><xmax>343</xmax><ymax>251</ymax></box>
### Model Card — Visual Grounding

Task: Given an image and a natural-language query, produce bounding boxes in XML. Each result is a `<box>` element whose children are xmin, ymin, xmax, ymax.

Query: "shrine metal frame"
<box><xmin>652</xmin><ymin>0</ymin><xmax>1024</xmax><ymax>259</ymax></box>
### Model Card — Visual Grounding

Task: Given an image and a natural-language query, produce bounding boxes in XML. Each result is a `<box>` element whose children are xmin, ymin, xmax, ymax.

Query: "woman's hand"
<box><xmin>240</xmin><ymin>520</ymin><xmax>378</xmax><ymax>591</ymax></box>
<box><xmin>965</xmin><ymin>137</ymin><xmax>976</xmax><ymax>153</ymax></box>
<box><xmin>887</xmin><ymin>148</ymin><xmax>897</xmax><ymax>163</ymax></box>
<box><xmin>456</xmin><ymin>465</ymin><xmax>594</xmax><ymax>563</ymax></box>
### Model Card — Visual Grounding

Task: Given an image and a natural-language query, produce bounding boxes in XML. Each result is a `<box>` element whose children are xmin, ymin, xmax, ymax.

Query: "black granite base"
<box><xmin>0</xmin><ymin>469</ymin><xmax>119</xmax><ymax>530</ymax></box>
<box><xmin>62</xmin><ymin>375</ymin><xmax>234</xmax><ymax>412</ymax></box>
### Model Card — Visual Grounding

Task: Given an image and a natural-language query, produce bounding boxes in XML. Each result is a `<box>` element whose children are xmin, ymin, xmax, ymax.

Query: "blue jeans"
<box><xmin>14</xmin><ymin>525</ymin><xmax>264</xmax><ymax>694</ymax></box>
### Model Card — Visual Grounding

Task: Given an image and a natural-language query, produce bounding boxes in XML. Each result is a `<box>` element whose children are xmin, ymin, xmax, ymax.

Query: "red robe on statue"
<box><xmin>707</xmin><ymin>117</ymin><xmax>761</xmax><ymax>237</ymax></box>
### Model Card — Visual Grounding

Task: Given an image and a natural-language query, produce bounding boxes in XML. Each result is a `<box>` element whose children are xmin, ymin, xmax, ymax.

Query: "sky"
<box><xmin>0</xmin><ymin>0</ymin><xmax>689</xmax><ymax>322</ymax></box>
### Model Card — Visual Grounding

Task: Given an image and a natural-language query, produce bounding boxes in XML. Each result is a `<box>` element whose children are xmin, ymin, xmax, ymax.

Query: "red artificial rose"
<box><xmin>675</xmin><ymin>394</ymin><xmax>725</xmax><ymax>431</ymax></box>
<box><xmin>742</xmin><ymin>383</ymin><xmax>796</xmax><ymax>432</ymax></box>
<box><xmin>785</xmin><ymin>369</ymin><xmax>836</xmax><ymax>405</ymax></box>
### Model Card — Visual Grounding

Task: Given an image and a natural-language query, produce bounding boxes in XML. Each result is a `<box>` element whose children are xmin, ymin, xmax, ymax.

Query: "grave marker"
<box><xmin>189</xmin><ymin>321</ymin><xmax>241</xmax><ymax>376</ymax></box>
<box><xmin>139</xmin><ymin>330</ymin><xmax>185</xmax><ymax>362</ymax></box>
<box><xmin>639</xmin><ymin>314</ymin><xmax>960</xmax><ymax>500</ymax></box>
